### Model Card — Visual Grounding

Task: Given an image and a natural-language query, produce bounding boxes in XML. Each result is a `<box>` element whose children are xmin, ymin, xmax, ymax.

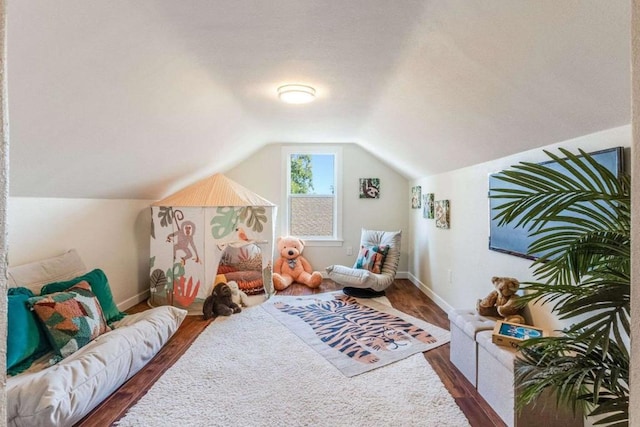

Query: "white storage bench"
<box><xmin>448</xmin><ymin>309</ymin><xmax>497</xmax><ymax>386</ymax></box>
<box><xmin>476</xmin><ymin>330</ymin><xmax>519</xmax><ymax>425</ymax></box>
<box><xmin>450</xmin><ymin>311</ymin><xmax>584</xmax><ymax>427</ymax></box>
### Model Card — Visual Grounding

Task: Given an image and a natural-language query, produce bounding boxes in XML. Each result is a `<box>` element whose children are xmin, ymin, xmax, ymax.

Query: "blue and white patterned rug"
<box><xmin>262</xmin><ymin>291</ymin><xmax>450</xmax><ymax>377</ymax></box>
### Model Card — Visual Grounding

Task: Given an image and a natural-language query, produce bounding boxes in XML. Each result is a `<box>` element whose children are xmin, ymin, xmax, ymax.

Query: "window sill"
<box><xmin>302</xmin><ymin>239</ymin><xmax>344</xmax><ymax>247</ymax></box>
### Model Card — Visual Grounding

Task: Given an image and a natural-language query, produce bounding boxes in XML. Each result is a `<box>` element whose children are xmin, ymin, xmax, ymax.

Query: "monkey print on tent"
<box><xmin>148</xmin><ymin>174</ymin><xmax>277</xmax><ymax>314</ymax></box>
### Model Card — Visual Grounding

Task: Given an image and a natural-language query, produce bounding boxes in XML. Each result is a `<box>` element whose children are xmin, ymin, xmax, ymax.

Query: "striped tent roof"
<box><xmin>152</xmin><ymin>173</ymin><xmax>275</xmax><ymax>207</ymax></box>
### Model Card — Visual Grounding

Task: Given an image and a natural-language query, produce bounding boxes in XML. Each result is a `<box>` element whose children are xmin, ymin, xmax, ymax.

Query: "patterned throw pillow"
<box><xmin>27</xmin><ymin>281</ymin><xmax>111</xmax><ymax>360</ymax></box>
<box><xmin>354</xmin><ymin>245</ymin><xmax>390</xmax><ymax>274</ymax></box>
<box><xmin>40</xmin><ymin>268</ymin><xmax>126</xmax><ymax>324</ymax></box>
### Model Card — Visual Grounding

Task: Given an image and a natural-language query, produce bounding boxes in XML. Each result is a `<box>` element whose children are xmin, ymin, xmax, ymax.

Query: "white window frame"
<box><xmin>282</xmin><ymin>145</ymin><xmax>343</xmax><ymax>247</ymax></box>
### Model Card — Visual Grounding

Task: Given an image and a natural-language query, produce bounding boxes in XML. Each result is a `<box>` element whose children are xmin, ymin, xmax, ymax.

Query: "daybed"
<box><xmin>6</xmin><ymin>249</ymin><xmax>187</xmax><ymax>427</ymax></box>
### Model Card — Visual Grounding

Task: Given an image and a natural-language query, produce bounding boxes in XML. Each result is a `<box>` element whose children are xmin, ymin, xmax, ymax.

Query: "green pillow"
<box><xmin>40</xmin><ymin>268</ymin><xmax>126</xmax><ymax>323</ymax></box>
<box><xmin>28</xmin><ymin>281</ymin><xmax>111</xmax><ymax>361</ymax></box>
<box><xmin>7</xmin><ymin>287</ymin><xmax>51</xmax><ymax>375</ymax></box>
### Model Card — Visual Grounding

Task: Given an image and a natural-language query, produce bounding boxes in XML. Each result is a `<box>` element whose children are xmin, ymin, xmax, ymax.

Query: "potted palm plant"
<box><xmin>490</xmin><ymin>147</ymin><xmax>630</xmax><ymax>426</ymax></box>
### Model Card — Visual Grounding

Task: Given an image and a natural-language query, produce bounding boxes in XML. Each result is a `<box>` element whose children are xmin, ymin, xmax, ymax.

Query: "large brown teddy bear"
<box><xmin>272</xmin><ymin>236</ymin><xmax>323</xmax><ymax>291</ymax></box>
<box><xmin>476</xmin><ymin>276</ymin><xmax>526</xmax><ymax>324</ymax></box>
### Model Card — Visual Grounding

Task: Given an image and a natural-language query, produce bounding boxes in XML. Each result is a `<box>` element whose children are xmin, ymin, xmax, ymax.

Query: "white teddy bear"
<box><xmin>227</xmin><ymin>280</ymin><xmax>250</xmax><ymax>307</ymax></box>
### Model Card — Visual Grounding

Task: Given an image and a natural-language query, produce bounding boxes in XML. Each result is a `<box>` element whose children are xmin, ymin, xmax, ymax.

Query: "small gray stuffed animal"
<box><xmin>203</xmin><ymin>283</ymin><xmax>242</xmax><ymax>320</ymax></box>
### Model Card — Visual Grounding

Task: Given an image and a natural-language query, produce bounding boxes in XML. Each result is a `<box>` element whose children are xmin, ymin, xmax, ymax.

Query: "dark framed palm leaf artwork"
<box><xmin>489</xmin><ymin>147</ymin><xmax>624</xmax><ymax>260</ymax></box>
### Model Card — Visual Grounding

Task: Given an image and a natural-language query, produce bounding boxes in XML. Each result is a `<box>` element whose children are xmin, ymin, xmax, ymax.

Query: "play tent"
<box><xmin>148</xmin><ymin>173</ymin><xmax>277</xmax><ymax>314</ymax></box>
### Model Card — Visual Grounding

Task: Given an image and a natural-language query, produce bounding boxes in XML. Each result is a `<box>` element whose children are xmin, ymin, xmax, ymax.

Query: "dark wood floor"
<box><xmin>76</xmin><ymin>279</ymin><xmax>505</xmax><ymax>427</ymax></box>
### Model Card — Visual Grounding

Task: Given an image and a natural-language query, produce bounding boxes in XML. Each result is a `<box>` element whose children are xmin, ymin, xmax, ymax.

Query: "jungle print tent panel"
<box><xmin>149</xmin><ymin>174</ymin><xmax>276</xmax><ymax>314</ymax></box>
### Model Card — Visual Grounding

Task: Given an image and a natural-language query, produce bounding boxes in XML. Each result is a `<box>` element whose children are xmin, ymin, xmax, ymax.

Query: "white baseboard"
<box><xmin>407</xmin><ymin>273</ymin><xmax>454</xmax><ymax>315</ymax></box>
<box><xmin>117</xmin><ymin>290</ymin><xmax>150</xmax><ymax>311</ymax></box>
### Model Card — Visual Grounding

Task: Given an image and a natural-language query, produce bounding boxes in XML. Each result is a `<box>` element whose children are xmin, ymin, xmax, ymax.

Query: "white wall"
<box><xmin>226</xmin><ymin>142</ymin><xmax>410</xmax><ymax>275</ymax></box>
<box><xmin>409</xmin><ymin>125</ymin><xmax>631</xmax><ymax>332</ymax></box>
<box><xmin>8</xmin><ymin>198</ymin><xmax>153</xmax><ymax>309</ymax></box>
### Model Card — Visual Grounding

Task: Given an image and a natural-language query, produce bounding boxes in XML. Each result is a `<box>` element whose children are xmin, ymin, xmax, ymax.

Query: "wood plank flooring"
<box><xmin>76</xmin><ymin>279</ymin><xmax>505</xmax><ymax>427</ymax></box>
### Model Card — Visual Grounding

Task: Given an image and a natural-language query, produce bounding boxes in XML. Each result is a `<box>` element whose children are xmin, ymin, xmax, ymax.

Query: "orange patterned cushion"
<box><xmin>28</xmin><ymin>281</ymin><xmax>110</xmax><ymax>360</ymax></box>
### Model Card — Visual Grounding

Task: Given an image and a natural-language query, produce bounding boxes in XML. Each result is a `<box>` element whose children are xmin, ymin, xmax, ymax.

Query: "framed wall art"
<box><xmin>435</xmin><ymin>200</ymin><xmax>450</xmax><ymax>229</ymax></box>
<box><xmin>411</xmin><ymin>186</ymin><xmax>422</xmax><ymax>209</ymax></box>
<box><xmin>423</xmin><ymin>193</ymin><xmax>434</xmax><ymax>219</ymax></box>
<box><xmin>359</xmin><ymin>178</ymin><xmax>380</xmax><ymax>199</ymax></box>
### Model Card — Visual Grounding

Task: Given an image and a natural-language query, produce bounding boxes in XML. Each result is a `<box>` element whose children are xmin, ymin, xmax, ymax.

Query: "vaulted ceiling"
<box><xmin>8</xmin><ymin>1</ymin><xmax>631</xmax><ymax>199</ymax></box>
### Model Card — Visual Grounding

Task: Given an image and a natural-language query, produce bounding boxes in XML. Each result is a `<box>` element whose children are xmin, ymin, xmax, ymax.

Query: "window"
<box><xmin>283</xmin><ymin>146</ymin><xmax>342</xmax><ymax>245</ymax></box>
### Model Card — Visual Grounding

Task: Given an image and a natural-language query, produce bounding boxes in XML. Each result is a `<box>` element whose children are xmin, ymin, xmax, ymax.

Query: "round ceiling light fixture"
<box><xmin>277</xmin><ymin>84</ymin><xmax>316</xmax><ymax>104</ymax></box>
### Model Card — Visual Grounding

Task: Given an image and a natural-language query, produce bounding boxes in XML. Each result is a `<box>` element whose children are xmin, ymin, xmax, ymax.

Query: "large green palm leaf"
<box><xmin>516</xmin><ymin>333</ymin><xmax>629</xmax><ymax>426</ymax></box>
<box><xmin>490</xmin><ymin>148</ymin><xmax>630</xmax><ymax>424</ymax></box>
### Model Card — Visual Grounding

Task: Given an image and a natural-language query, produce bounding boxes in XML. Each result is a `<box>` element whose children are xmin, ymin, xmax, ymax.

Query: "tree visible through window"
<box><xmin>290</xmin><ymin>154</ymin><xmax>314</xmax><ymax>194</ymax></box>
<box><xmin>286</xmin><ymin>150</ymin><xmax>338</xmax><ymax>240</ymax></box>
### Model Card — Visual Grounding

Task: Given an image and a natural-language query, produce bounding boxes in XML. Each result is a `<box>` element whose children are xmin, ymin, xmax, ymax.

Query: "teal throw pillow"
<box><xmin>354</xmin><ymin>245</ymin><xmax>390</xmax><ymax>274</ymax></box>
<box><xmin>40</xmin><ymin>268</ymin><xmax>125</xmax><ymax>323</ymax></box>
<box><xmin>28</xmin><ymin>281</ymin><xmax>111</xmax><ymax>360</ymax></box>
<box><xmin>7</xmin><ymin>287</ymin><xmax>51</xmax><ymax>375</ymax></box>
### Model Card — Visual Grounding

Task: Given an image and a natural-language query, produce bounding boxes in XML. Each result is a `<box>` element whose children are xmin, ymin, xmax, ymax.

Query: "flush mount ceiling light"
<box><xmin>277</xmin><ymin>84</ymin><xmax>316</xmax><ymax>104</ymax></box>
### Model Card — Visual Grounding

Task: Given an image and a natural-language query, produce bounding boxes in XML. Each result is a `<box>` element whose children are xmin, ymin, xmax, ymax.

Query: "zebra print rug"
<box><xmin>262</xmin><ymin>291</ymin><xmax>450</xmax><ymax>377</ymax></box>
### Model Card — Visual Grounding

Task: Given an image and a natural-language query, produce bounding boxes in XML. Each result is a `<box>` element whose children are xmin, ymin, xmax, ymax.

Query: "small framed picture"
<box><xmin>359</xmin><ymin>178</ymin><xmax>380</xmax><ymax>199</ymax></box>
<box><xmin>423</xmin><ymin>193</ymin><xmax>434</xmax><ymax>219</ymax></box>
<box><xmin>411</xmin><ymin>186</ymin><xmax>422</xmax><ymax>209</ymax></box>
<box><xmin>435</xmin><ymin>200</ymin><xmax>450</xmax><ymax>228</ymax></box>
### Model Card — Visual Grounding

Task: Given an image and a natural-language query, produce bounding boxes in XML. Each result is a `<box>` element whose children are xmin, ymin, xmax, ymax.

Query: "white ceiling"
<box><xmin>8</xmin><ymin>0</ymin><xmax>631</xmax><ymax>199</ymax></box>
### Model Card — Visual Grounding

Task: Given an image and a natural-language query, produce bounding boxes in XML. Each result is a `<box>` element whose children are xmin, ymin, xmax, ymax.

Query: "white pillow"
<box><xmin>7</xmin><ymin>249</ymin><xmax>87</xmax><ymax>294</ymax></box>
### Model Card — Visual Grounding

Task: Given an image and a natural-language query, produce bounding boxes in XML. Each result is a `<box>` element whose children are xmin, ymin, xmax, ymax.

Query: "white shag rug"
<box><xmin>116</xmin><ymin>304</ymin><xmax>470</xmax><ymax>427</ymax></box>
